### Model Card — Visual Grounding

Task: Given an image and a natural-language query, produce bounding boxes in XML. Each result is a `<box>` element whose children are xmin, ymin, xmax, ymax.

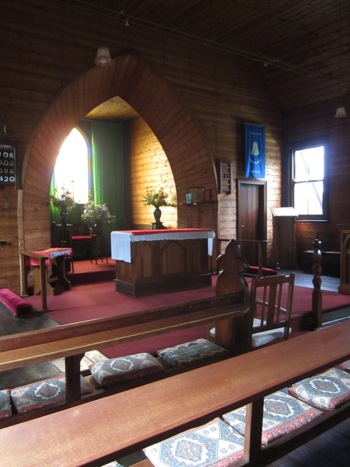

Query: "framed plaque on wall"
<box><xmin>0</xmin><ymin>142</ymin><xmax>17</xmax><ymax>186</ymax></box>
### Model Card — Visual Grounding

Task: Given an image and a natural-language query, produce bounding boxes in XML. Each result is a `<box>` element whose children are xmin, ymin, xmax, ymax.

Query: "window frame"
<box><xmin>291</xmin><ymin>140</ymin><xmax>329</xmax><ymax>222</ymax></box>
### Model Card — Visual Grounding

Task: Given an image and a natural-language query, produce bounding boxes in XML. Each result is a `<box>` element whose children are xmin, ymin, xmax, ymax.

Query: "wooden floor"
<box><xmin>268</xmin><ymin>418</ymin><xmax>350</xmax><ymax>466</ymax></box>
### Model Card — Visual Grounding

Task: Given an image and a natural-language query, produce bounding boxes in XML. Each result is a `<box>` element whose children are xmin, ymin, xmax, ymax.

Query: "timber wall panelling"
<box><xmin>1</xmin><ymin>1</ymin><xmax>282</xmax><ymax>292</ymax></box>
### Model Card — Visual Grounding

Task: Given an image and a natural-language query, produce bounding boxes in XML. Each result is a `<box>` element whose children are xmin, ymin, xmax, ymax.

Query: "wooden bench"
<box><xmin>0</xmin><ymin>320</ymin><xmax>349</xmax><ymax>466</ymax></box>
<box><xmin>0</xmin><ymin>290</ymin><xmax>250</xmax><ymax>422</ymax></box>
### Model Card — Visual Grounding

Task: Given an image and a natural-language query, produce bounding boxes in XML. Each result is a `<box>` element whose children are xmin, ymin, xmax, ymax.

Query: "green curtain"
<box><xmin>91</xmin><ymin>121</ymin><xmax>125</xmax><ymax>232</ymax></box>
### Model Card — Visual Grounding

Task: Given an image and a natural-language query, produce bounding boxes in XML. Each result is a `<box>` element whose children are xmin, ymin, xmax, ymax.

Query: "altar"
<box><xmin>111</xmin><ymin>228</ymin><xmax>215</xmax><ymax>296</ymax></box>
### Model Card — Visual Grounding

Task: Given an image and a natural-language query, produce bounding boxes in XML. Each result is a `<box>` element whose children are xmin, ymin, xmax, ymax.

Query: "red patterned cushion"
<box><xmin>0</xmin><ymin>389</ymin><xmax>12</xmax><ymax>419</ymax></box>
<box><xmin>90</xmin><ymin>353</ymin><xmax>164</xmax><ymax>388</ymax></box>
<box><xmin>222</xmin><ymin>390</ymin><xmax>322</xmax><ymax>447</ymax></box>
<box><xmin>337</xmin><ymin>359</ymin><xmax>350</xmax><ymax>372</ymax></box>
<box><xmin>157</xmin><ymin>338</ymin><xmax>227</xmax><ymax>367</ymax></box>
<box><xmin>11</xmin><ymin>375</ymin><xmax>94</xmax><ymax>414</ymax></box>
<box><xmin>289</xmin><ymin>368</ymin><xmax>350</xmax><ymax>410</ymax></box>
<box><xmin>144</xmin><ymin>418</ymin><xmax>244</xmax><ymax>466</ymax></box>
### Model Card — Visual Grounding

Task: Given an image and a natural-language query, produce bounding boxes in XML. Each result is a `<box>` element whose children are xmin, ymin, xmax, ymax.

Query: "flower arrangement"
<box><xmin>142</xmin><ymin>187</ymin><xmax>173</xmax><ymax>208</ymax></box>
<box><xmin>49</xmin><ymin>187</ymin><xmax>75</xmax><ymax>210</ymax></box>
<box><xmin>81</xmin><ymin>194</ymin><xmax>115</xmax><ymax>226</ymax></box>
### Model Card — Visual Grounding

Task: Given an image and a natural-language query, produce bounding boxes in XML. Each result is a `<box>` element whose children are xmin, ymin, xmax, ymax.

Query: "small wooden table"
<box><xmin>20</xmin><ymin>247</ymin><xmax>72</xmax><ymax>311</ymax></box>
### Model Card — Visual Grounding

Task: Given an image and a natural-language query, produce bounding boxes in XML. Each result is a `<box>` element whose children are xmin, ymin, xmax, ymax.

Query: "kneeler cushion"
<box><xmin>0</xmin><ymin>389</ymin><xmax>12</xmax><ymax>419</ymax></box>
<box><xmin>0</xmin><ymin>288</ymin><xmax>32</xmax><ymax>317</ymax></box>
<box><xmin>100</xmin><ymin>462</ymin><xmax>124</xmax><ymax>467</ymax></box>
<box><xmin>222</xmin><ymin>390</ymin><xmax>322</xmax><ymax>447</ymax></box>
<box><xmin>11</xmin><ymin>375</ymin><xmax>94</xmax><ymax>414</ymax></box>
<box><xmin>157</xmin><ymin>338</ymin><xmax>227</xmax><ymax>368</ymax></box>
<box><xmin>289</xmin><ymin>367</ymin><xmax>350</xmax><ymax>410</ymax></box>
<box><xmin>337</xmin><ymin>359</ymin><xmax>350</xmax><ymax>372</ymax></box>
<box><xmin>144</xmin><ymin>417</ymin><xmax>244</xmax><ymax>467</ymax></box>
<box><xmin>90</xmin><ymin>353</ymin><xmax>164</xmax><ymax>388</ymax></box>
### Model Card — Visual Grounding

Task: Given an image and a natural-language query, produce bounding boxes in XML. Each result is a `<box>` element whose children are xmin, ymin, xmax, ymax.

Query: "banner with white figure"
<box><xmin>244</xmin><ymin>123</ymin><xmax>265</xmax><ymax>178</ymax></box>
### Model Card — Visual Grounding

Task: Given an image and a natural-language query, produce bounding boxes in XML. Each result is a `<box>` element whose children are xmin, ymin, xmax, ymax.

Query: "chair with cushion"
<box><xmin>68</xmin><ymin>223</ymin><xmax>93</xmax><ymax>271</ymax></box>
<box><xmin>250</xmin><ymin>272</ymin><xmax>295</xmax><ymax>349</ymax></box>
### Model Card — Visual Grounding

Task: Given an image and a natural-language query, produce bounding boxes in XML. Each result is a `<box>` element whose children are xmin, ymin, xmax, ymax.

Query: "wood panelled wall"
<box><xmin>126</xmin><ymin>117</ymin><xmax>177</xmax><ymax>229</ymax></box>
<box><xmin>0</xmin><ymin>0</ymin><xmax>283</xmax><ymax>293</ymax></box>
<box><xmin>284</xmin><ymin>100</ymin><xmax>350</xmax><ymax>269</ymax></box>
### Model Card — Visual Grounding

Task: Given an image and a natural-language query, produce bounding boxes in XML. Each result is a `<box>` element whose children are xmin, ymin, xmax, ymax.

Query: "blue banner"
<box><xmin>244</xmin><ymin>123</ymin><xmax>265</xmax><ymax>178</ymax></box>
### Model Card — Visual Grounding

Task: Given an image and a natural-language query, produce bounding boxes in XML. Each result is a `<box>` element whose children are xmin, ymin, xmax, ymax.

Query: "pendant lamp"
<box><xmin>95</xmin><ymin>46</ymin><xmax>112</xmax><ymax>66</ymax></box>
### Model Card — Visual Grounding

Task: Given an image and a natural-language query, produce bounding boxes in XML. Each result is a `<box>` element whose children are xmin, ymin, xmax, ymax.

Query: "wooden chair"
<box><xmin>250</xmin><ymin>272</ymin><xmax>295</xmax><ymax>349</ymax></box>
<box><xmin>67</xmin><ymin>224</ymin><xmax>93</xmax><ymax>272</ymax></box>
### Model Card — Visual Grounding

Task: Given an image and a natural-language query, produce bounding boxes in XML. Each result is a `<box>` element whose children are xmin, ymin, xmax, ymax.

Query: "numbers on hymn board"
<box><xmin>0</xmin><ymin>142</ymin><xmax>16</xmax><ymax>185</ymax></box>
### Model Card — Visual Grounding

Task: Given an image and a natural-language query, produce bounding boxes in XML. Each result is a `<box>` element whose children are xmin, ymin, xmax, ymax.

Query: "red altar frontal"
<box><xmin>111</xmin><ymin>228</ymin><xmax>215</xmax><ymax>297</ymax></box>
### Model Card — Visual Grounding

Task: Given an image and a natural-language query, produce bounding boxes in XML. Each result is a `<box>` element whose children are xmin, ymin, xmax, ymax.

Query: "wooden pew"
<box><xmin>0</xmin><ymin>320</ymin><xmax>349</xmax><ymax>467</ymax></box>
<box><xmin>0</xmin><ymin>291</ymin><xmax>250</xmax><ymax>413</ymax></box>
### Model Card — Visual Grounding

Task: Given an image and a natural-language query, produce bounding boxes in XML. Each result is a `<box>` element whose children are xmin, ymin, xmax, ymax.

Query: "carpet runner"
<box><xmin>16</xmin><ymin>274</ymin><xmax>350</xmax><ymax>359</ymax></box>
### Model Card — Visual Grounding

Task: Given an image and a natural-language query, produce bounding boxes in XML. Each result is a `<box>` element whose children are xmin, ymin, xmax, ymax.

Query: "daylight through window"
<box><xmin>52</xmin><ymin>128</ymin><xmax>89</xmax><ymax>204</ymax></box>
<box><xmin>293</xmin><ymin>145</ymin><xmax>325</xmax><ymax>217</ymax></box>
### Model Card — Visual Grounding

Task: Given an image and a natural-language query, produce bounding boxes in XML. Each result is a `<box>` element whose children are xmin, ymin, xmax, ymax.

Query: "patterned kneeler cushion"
<box><xmin>90</xmin><ymin>353</ymin><xmax>164</xmax><ymax>388</ymax></box>
<box><xmin>100</xmin><ymin>462</ymin><xmax>124</xmax><ymax>467</ymax></box>
<box><xmin>337</xmin><ymin>359</ymin><xmax>350</xmax><ymax>372</ymax></box>
<box><xmin>222</xmin><ymin>390</ymin><xmax>322</xmax><ymax>447</ymax></box>
<box><xmin>143</xmin><ymin>417</ymin><xmax>244</xmax><ymax>467</ymax></box>
<box><xmin>288</xmin><ymin>367</ymin><xmax>350</xmax><ymax>410</ymax></box>
<box><xmin>0</xmin><ymin>389</ymin><xmax>12</xmax><ymax>419</ymax></box>
<box><xmin>157</xmin><ymin>338</ymin><xmax>227</xmax><ymax>368</ymax></box>
<box><xmin>11</xmin><ymin>375</ymin><xmax>94</xmax><ymax>414</ymax></box>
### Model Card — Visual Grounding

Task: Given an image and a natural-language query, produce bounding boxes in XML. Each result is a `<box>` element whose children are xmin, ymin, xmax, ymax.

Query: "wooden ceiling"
<box><xmin>66</xmin><ymin>0</ymin><xmax>350</xmax><ymax>118</ymax></box>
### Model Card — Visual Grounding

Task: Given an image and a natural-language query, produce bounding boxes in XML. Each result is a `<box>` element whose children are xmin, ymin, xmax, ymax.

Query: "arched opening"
<box><xmin>19</xmin><ymin>54</ymin><xmax>217</xmax><ymax>252</ymax></box>
<box><xmin>51</xmin><ymin>128</ymin><xmax>89</xmax><ymax>205</ymax></box>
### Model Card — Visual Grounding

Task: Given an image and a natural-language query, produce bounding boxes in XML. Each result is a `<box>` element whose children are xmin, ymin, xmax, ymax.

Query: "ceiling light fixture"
<box><xmin>95</xmin><ymin>46</ymin><xmax>112</xmax><ymax>66</ymax></box>
<box><xmin>335</xmin><ymin>103</ymin><xmax>347</xmax><ymax>118</ymax></box>
<box><xmin>334</xmin><ymin>0</ymin><xmax>347</xmax><ymax>118</ymax></box>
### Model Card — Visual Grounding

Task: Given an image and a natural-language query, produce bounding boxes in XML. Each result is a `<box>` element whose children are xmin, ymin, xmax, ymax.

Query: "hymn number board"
<box><xmin>0</xmin><ymin>142</ymin><xmax>16</xmax><ymax>186</ymax></box>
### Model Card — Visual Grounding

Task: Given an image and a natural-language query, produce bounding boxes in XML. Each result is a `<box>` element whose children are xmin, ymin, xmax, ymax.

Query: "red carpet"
<box><xmin>25</xmin><ymin>274</ymin><xmax>350</xmax><ymax>359</ymax></box>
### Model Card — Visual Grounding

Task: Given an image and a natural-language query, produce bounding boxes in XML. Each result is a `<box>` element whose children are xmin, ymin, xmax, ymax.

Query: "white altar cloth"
<box><xmin>111</xmin><ymin>229</ymin><xmax>215</xmax><ymax>263</ymax></box>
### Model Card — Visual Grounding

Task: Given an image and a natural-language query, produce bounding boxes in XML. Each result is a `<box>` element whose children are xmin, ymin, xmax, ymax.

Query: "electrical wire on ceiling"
<box><xmin>57</xmin><ymin>0</ymin><xmax>348</xmax><ymax>87</ymax></box>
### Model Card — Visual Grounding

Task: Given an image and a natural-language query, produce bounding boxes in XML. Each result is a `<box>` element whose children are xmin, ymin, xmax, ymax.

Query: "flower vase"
<box><xmin>60</xmin><ymin>207</ymin><xmax>69</xmax><ymax>227</ymax></box>
<box><xmin>153</xmin><ymin>207</ymin><xmax>164</xmax><ymax>229</ymax></box>
<box><xmin>153</xmin><ymin>207</ymin><xmax>162</xmax><ymax>223</ymax></box>
<box><xmin>59</xmin><ymin>207</ymin><xmax>69</xmax><ymax>245</ymax></box>
<box><xmin>93</xmin><ymin>219</ymin><xmax>103</xmax><ymax>235</ymax></box>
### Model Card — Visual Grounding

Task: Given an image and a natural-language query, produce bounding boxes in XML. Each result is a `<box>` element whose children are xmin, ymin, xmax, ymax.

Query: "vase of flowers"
<box><xmin>142</xmin><ymin>187</ymin><xmax>173</xmax><ymax>228</ymax></box>
<box><xmin>49</xmin><ymin>187</ymin><xmax>76</xmax><ymax>226</ymax></box>
<box><xmin>81</xmin><ymin>195</ymin><xmax>115</xmax><ymax>234</ymax></box>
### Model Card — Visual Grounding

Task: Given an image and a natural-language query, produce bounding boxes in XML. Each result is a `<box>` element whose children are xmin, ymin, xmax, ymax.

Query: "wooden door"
<box><xmin>237</xmin><ymin>179</ymin><xmax>267</xmax><ymax>266</ymax></box>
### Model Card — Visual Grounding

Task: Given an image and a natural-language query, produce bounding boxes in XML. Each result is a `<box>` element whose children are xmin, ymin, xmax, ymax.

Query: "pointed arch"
<box><xmin>20</xmin><ymin>54</ymin><xmax>216</xmax><ymax>250</ymax></box>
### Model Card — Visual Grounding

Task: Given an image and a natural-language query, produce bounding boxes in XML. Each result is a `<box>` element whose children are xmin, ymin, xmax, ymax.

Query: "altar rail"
<box><xmin>0</xmin><ymin>320</ymin><xmax>349</xmax><ymax>466</ymax></box>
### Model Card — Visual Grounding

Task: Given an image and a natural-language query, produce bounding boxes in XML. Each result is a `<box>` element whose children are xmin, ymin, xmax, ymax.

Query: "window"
<box><xmin>52</xmin><ymin>128</ymin><xmax>89</xmax><ymax>203</ymax></box>
<box><xmin>292</xmin><ymin>144</ymin><xmax>327</xmax><ymax>220</ymax></box>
